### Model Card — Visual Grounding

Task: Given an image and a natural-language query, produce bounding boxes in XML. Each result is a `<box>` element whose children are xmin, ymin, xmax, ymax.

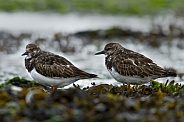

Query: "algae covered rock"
<box><xmin>0</xmin><ymin>77</ymin><xmax>183</xmax><ymax>122</ymax></box>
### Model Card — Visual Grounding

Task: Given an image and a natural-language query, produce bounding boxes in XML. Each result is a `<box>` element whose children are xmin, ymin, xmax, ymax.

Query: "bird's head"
<box><xmin>95</xmin><ymin>43</ymin><xmax>122</xmax><ymax>56</ymax></box>
<box><xmin>22</xmin><ymin>44</ymin><xmax>41</xmax><ymax>59</ymax></box>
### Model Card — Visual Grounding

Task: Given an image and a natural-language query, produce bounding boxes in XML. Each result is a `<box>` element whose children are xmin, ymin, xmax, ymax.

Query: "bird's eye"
<box><xmin>30</xmin><ymin>48</ymin><xmax>34</xmax><ymax>51</ymax></box>
<box><xmin>106</xmin><ymin>47</ymin><xmax>111</xmax><ymax>51</ymax></box>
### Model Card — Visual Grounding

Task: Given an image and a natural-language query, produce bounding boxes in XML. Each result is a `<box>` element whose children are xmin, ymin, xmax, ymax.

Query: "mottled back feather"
<box><xmin>103</xmin><ymin>43</ymin><xmax>176</xmax><ymax>79</ymax></box>
<box><xmin>25</xmin><ymin>47</ymin><xmax>97</xmax><ymax>79</ymax></box>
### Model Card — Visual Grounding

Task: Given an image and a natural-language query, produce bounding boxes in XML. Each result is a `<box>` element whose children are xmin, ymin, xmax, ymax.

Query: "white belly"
<box><xmin>108</xmin><ymin>67</ymin><xmax>151</xmax><ymax>84</ymax></box>
<box><xmin>30</xmin><ymin>68</ymin><xmax>78</xmax><ymax>87</ymax></box>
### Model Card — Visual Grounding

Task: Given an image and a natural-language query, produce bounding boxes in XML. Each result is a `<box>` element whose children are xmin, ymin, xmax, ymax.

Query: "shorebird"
<box><xmin>22</xmin><ymin>44</ymin><xmax>97</xmax><ymax>92</ymax></box>
<box><xmin>95</xmin><ymin>43</ymin><xmax>177</xmax><ymax>85</ymax></box>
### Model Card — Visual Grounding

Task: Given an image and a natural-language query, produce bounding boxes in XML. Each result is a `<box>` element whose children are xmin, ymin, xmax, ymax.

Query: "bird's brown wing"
<box><xmin>36</xmin><ymin>52</ymin><xmax>74</xmax><ymax>66</ymax></box>
<box><xmin>35</xmin><ymin>52</ymin><xmax>97</xmax><ymax>78</ymax></box>
<box><xmin>112</xmin><ymin>51</ymin><xmax>168</xmax><ymax>78</ymax></box>
<box><xmin>35</xmin><ymin>63</ymin><xmax>97</xmax><ymax>78</ymax></box>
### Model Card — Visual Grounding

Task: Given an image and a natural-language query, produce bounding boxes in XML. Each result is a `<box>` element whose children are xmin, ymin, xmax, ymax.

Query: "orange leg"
<box><xmin>128</xmin><ymin>83</ymin><xmax>130</xmax><ymax>90</ymax></box>
<box><xmin>51</xmin><ymin>86</ymin><xmax>56</xmax><ymax>92</ymax></box>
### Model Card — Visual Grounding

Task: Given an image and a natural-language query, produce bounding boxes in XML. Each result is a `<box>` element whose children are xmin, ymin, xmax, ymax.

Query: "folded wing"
<box><xmin>113</xmin><ymin>52</ymin><xmax>168</xmax><ymax>78</ymax></box>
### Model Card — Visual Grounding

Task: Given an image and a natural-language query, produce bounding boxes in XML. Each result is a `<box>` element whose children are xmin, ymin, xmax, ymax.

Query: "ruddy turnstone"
<box><xmin>22</xmin><ymin>44</ymin><xmax>97</xmax><ymax>92</ymax></box>
<box><xmin>95</xmin><ymin>43</ymin><xmax>177</xmax><ymax>85</ymax></box>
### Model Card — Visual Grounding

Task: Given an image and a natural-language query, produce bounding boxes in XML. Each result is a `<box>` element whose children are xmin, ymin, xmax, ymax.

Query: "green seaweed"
<box><xmin>0</xmin><ymin>76</ymin><xmax>39</xmax><ymax>88</ymax></box>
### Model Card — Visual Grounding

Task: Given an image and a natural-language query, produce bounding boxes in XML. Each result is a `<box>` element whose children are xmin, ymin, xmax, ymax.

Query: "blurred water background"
<box><xmin>0</xmin><ymin>0</ymin><xmax>184</xmax><ymax>87</ymax></box>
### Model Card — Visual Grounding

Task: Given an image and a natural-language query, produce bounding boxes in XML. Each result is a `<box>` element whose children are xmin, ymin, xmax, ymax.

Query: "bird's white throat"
<box><xmin>25</xmin><ymin>54</ymin><xmax>32</xmax><ymax>59</ymax></box>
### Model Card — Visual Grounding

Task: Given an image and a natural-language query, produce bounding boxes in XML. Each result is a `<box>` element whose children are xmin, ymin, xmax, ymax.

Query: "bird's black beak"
<box><xmin>95</xmin><ymin>50</ymin><xmax>105</xmax><ymax>55</ymax></box>
<box><xmin>21</xmin><ymin>52</ymin><xmax>28</xmax><ymax>56</ymax></box>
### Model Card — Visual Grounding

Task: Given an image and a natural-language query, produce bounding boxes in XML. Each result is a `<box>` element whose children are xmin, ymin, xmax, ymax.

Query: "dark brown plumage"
<box><xmin>95</xmin><ymin>43</ymin><xmax>176</xmax><ymax>84</ymax></box>
<box><xmin>22</xmin><ymin>44</ymin><xmax>97</xmax><ymax>91</ymax></box>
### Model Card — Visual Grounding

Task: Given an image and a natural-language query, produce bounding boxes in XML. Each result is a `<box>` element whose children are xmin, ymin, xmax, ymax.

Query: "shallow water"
<box><xmin>0</xmin><ymin>12</ymin><xmax>152</xmax><ymax>33</ymax></box>
<box><xmin>0</xmin><ymin>12</ymin><xmax>184</xmax><ymax>87</ymax></box>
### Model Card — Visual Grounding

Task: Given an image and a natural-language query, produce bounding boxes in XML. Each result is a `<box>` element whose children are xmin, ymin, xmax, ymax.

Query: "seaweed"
<box><xmin>0</xmin><ymin>77</ymin><xmax>183</xmax><ymax>121</ymax></box>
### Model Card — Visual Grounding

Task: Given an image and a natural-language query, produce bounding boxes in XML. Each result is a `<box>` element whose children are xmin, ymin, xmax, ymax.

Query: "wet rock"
<box><xmin>0</xmin><ymin>32</ymin><xmax>31</xmax><ymax>54</ymax></box>
<box><xmin>0</xmin><ymin>77</ymin><xmax>183</xmax><ymax>121</ymax></box>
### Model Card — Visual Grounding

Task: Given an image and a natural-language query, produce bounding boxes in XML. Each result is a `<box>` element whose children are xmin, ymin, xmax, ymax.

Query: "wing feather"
<box><xmin>112</xmin><ymin>50</ymin><xmax>167</xmax><ymax>78</ymax></box>
<box><xmin>35</xmin><ymin>63</ymin><xmax>95</xmax><ymax>78</ymax></box>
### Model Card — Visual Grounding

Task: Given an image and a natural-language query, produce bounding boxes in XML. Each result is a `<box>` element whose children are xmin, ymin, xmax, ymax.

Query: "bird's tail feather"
<box><xmin>167</xmin><ymin>70</ymin><xmax>177</xmax><ymax>77</ymax></box>
<box><xmin>89</xmin><ymin>74</ymin><xmax>98</xmax><ymax>78</ymax></box>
